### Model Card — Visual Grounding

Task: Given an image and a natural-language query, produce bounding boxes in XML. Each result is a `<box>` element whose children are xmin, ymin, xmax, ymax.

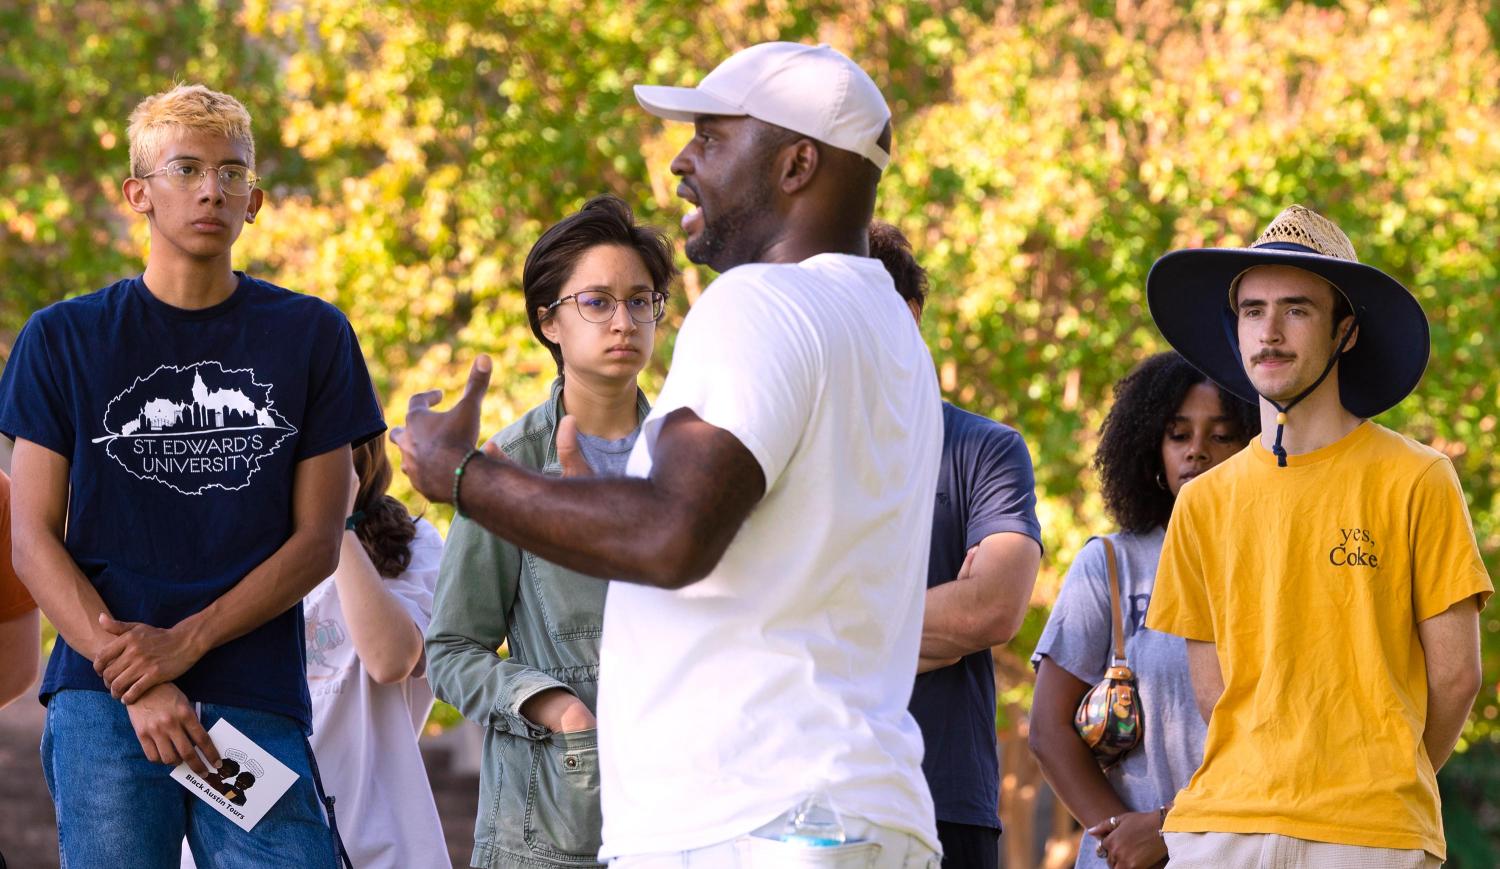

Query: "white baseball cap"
<box><xmin>634</xmin><ymin>42</ymin><xmax>892</xmax><ymax>171</ymax></box>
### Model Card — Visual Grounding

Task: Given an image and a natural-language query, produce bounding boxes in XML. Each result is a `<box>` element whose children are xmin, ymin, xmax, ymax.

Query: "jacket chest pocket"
<box><xmin>522</xmin><ymin>551</ymin><xmax>608</xmax><ymax>641</ymax></box>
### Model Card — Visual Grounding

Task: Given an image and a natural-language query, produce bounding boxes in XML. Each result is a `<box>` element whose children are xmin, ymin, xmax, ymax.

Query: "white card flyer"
<box><xmin>171</xmin><ymin>719</ymin><xmax>299</xmax><ymax>832</ymax></box>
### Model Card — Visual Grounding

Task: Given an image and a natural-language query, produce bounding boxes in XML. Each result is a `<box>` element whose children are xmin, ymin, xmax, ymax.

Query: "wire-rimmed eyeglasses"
<box><xmin>139</xmin><ymin>159</ymin><xmax>260</xmax><ymax>197</ymax></box>
<box><xmin>543</xmin><ymin>290</ymin><xmax>666</xmax><ymax>324</ymax></box>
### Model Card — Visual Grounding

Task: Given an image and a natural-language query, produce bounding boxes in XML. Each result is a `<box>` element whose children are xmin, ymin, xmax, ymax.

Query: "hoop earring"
<box><xmin>1155</xmin><ymin>472</ymin><xmax>1168</xmax><ymax>491</ymax></box>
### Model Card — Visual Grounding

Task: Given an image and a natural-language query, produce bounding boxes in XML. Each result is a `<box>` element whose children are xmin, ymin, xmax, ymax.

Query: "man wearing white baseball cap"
<box><xmin>633</xmin><ymin>41</ymin><xmax>893</xmax><ymax>173</ymax></box>
<box><xmin>393</xmin><ymin>41</ymin><xmax>943</xmax><ymax>868</ymax></box>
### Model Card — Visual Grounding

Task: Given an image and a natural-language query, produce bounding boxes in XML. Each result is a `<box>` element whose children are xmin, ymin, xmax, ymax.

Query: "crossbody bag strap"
<box><xmin>1101</xmin><ymin>537</ymin><xmax>1126</xmax><ymax>665</ymax></box>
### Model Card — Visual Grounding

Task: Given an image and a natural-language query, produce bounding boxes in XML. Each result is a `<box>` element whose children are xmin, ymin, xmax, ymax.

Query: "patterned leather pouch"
<box><xmin>1071</xmin><ymin>537</ymin><xmax>1142</xmax><ymax>769</ymax></box>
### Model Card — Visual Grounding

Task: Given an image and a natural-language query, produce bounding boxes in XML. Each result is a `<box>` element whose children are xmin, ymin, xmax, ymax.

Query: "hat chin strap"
<box><xmin>1259</xmin><ymin>320</ymin><xmax>1357</xmax><ymax>467</ymax></box>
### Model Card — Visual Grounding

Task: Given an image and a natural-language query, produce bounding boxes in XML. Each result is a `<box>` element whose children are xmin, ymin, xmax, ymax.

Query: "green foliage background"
<box><xmin>3</xmin><ymin>0</ymin><xmax>1497</xmax><ymax>861</ymax></box>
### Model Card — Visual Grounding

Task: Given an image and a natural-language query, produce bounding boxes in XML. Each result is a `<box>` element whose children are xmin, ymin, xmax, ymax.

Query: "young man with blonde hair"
<box><xmin>0</xmin><ymin>84</ymin><xmax>382</xmax><ymax>867</ymax></box>
<box><xmin>1144</xmin><ymin>205</ymin><xmax>1491</xmax><ymax>867</ymax></box>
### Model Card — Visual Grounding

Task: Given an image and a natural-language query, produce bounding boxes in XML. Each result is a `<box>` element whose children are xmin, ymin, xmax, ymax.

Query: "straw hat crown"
<box><xmin>1253</xmin><ymin>204</ymin><xmax>1358</xmax><ymax>261</ymax></box>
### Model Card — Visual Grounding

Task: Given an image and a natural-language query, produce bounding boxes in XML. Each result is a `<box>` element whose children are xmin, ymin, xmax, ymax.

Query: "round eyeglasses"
<box><xmin>139</xmin><ymin>159</ymin><xmax>260</xmax><ymax>197</ymax></box>
<box><xmin>544</xmin><ymin>290</ymin><xmax>667</xmax><ymax>324</ymax></box>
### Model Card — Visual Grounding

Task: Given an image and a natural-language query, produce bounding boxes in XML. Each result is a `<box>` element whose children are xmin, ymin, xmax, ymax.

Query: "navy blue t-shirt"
<box><xmin>909</xmin><ymin>402</ymin><xmax>1042</xmax><ymax>829</ymax></box>
<box><xmin>0</xmin><ymin>274</ymin><xmax>384</xmax><ymax>731</ymax></box>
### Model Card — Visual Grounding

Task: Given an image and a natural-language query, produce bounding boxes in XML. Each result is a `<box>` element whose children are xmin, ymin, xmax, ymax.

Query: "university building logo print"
<box><xmin>92</xmin><ymin>361</ymin><xmax>297</xmax><ymax>495</ymax></box>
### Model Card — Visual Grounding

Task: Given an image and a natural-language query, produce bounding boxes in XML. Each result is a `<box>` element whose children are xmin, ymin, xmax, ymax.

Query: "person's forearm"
<box><xmin>1030</xmin><ymin>721</ymin><xmax>1130</xmax><ymax>828</ymax></box>
<box><xmin>920</xmin><ymin>534</ymin><xmax>1039</xmax><ymax>661</ymax></box>
<box><xmin>426</xmin><ymin>512</ymin><xmax>573</xmax><ymax>729</ymax></box>
<box><xmin>426</xmin><ymin>632</ymin><xmax>570</xmax><ymax>729</ymax></box>
<box><xmin>1185</xmin><ymin>639</ymin><xmax>1224</xmax><ymax>724</ymax></box>
<box><xmin>333</xmin><ymin>531</ymin><xmax>423</xmax><ymax>683</ymax></box>
<box><xmin>13</xmin><ymin>532</ymin><xmax>116</xmax><ymax>661</ymax></box>
<box><xmin>454</xmin><ymin>450</ymin><xmax>709</xmax><ymax>588</ymax></box>
<box><xmin>0</xmin><ymin>609</ymin><xmax>40</xmax><ymax>707</ymax></box>
<box><xmin>398</xmin><ymin>393</ymin><xmax>762</xmax><ymax>587</ymax></box>
<box><xmin>921</xmin><ymin>581</ymin><xmax>1014</xmax><ymax>660</ymax></box>
<box><xmin>920</xmin><ymin>577</ymin><xmax>1032</xmax><ymax>659</ymax></box>
<box><xmin>1417</xmin><ymin>600</ymin><xmax>1482</xmax><ymax>772</ymax></box>
<box><xmin>173</xmin><ymin>527</ymin><xmax>340</xmax><ymax>659</ymax></box>
<box><xmin>1425</xmin><ymin>680</ymin><xmax>1481</xmax><ymax>770</ymax></box>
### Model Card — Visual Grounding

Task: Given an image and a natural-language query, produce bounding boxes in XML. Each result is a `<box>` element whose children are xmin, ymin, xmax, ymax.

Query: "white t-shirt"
<box><xmin>597</xmin><ymin>253</ymin><xmax>944</xmax><ymax>858</ymax></box>
<box><xmin>184</xmin><ymin>518</ymin><xmax>449</xmax><ymax>869</ymax></box>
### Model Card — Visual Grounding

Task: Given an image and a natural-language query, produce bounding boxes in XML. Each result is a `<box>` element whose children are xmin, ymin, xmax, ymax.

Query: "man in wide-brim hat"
<box><xmin>1142</xmin><ymin>205</ymin><xmax>1491</xmax><ymax>867</ymax></box>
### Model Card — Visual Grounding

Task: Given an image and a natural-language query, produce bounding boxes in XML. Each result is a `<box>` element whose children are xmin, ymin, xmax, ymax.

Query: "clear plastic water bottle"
<box><xmin>779</xmin><ymin>792</ymin><xmax>846</xmax><ymax>846</ymax></box>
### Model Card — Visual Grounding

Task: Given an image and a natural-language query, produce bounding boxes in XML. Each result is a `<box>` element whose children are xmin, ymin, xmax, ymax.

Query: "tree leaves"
<box><xmin>3</xmin><ymin>0</ymin><xmax>1497</xmax><ymax>743</ymax></box>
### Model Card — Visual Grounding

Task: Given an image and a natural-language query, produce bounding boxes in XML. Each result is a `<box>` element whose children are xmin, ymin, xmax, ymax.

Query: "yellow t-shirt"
<box><xmin>1147</xmin><ymin>421</ymin><xmax>1493</xmax><ymax>859</ymax></box>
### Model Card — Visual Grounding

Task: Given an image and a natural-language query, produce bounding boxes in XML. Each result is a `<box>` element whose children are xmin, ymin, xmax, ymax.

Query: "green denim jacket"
<box><xmin>426</xmin><ymin>379</ymin><xmax>649</xmax><ymax>869</ymax></box>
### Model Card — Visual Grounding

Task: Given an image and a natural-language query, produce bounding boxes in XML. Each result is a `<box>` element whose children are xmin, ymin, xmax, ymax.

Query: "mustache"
<box><xmin>1252</xmin><ymin>350</ymin><xmax>1296</xmax><ymax>363</ymax></box>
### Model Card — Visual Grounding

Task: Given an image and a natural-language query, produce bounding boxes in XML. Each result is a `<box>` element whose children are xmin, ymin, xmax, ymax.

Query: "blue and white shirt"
<box><xmin>0</xmin><ymin>273</ymin><xmax>384</xmax><ymax>729</ymax></box>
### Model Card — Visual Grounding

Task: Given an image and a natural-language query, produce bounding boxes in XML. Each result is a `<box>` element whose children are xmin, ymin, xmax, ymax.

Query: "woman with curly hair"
<box><xmin>1028</xmin><ymin>352</ymin><xmax>1259</xmax><ymax>869</ymax></box>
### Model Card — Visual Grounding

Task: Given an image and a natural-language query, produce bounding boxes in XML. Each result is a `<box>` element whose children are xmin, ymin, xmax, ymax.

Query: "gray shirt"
<box><xmin>1030</xmin><ymin>528</ymin><xmax>1206</xmax><ymax>869</ymax></box>
<box><xmin>575</xmin><ymin>430</ymin><xmax>639</xmax><ymax>478</ymax></box>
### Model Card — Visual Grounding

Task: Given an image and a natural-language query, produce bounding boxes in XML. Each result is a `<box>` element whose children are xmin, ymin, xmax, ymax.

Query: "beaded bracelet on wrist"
<box><xmin>452</xmin><ymin>447</ymin><xmax>483</xmax><ymax>518</ymax></box>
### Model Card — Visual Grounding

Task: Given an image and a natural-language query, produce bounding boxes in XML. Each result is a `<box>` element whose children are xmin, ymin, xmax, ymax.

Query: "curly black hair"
<box><xmin>1095</xmin><ymin>352</ymin><xmax>1261</xmax><ymax>533</ymax></box>
<box><xmin>868</xmin><ymin>221</ymin><xmax>928</xmax><ymax>312</ymax></box>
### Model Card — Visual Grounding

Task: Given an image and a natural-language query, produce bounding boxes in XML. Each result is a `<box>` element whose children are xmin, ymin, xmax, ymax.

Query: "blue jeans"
<box><xmin>41</xmin><ymin>689</ymin><xmax>338</xmax><ymax>869</ymax></box>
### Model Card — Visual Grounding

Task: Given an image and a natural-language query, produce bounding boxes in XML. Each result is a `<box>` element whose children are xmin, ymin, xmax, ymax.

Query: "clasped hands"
<box><xmin>94</xmin><ymin>612</ymin><xmax>204</xmax><ymax>704</ymax></box>
<box><xmin>1085</xmin><ymin>811</ymin><xmax>1168</xmax><ymax>869</ymax></box>
<box><xmin>94</xmin><ymin>615</ymin><xmax>220</xmax><ymax>777</ymax></box>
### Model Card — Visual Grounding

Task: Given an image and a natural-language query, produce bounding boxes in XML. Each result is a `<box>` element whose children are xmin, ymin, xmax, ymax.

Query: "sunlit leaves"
<box><xmin>2</xmin><ymin>0</ymin><xmax>1496</xmax><ymax>762</ymax></box>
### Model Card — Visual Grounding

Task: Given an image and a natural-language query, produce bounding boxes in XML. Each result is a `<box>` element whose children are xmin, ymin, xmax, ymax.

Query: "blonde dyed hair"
<box><xmin>127</xmin><ymin>84</ymin><xmax>255</xmax><ymax>178</ymax></box>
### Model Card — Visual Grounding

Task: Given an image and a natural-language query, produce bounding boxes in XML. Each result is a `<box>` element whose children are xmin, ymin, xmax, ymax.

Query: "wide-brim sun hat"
<box><xmin>1146</xmin><ymin>204</ymin><xmax>1429</xmax><ymax>420</ymax></box>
